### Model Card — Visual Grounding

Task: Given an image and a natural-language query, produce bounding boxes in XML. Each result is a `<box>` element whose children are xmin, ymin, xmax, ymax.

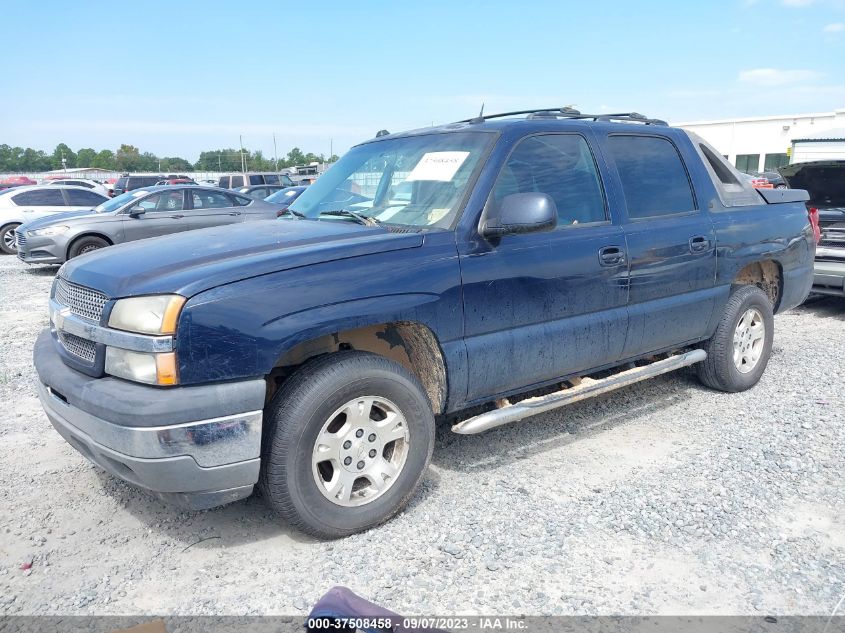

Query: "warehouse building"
<box><xmin>676</xmin><ymin>108</ymin><xmax>845</xmax><ymax>172</ymax></box>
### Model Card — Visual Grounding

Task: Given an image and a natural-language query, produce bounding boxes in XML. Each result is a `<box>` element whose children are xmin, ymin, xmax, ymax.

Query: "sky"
<box><xmin>3</xmin><ymin>0</ymin><xmax>844</xmax><ymax>162</ymax></box>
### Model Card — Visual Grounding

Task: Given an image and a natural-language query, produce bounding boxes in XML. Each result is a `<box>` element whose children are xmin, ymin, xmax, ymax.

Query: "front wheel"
<box><xmin>697</xmin><ymin>285</ymin><xmax>774</xmax><ymax>392</ymax></box>
<box><xmin>68</xmin><ymin>235</ymin><xmax>109</xmax><ymax>259</ymax></box>
<box><xmin>259</xmin><ymin>351</ymin><xmax>435</xmax><ymax>538</ymax></box>
<box><xmin>0</xmin><ymin>223</ymin><xmax>21</xmax><ymax>255</ymax></box>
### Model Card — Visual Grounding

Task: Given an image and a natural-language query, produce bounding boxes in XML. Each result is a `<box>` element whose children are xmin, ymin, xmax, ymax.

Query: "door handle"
<box><xmin>171</xmin><ymin>214</ymin><xmax>184</xmax><ymax>219</ymax></box>
<box><xmin>598</xmin><ymin>245</ymin><xmax>626</xmax><ymax>267</ymax></box>
<box><xmin>689</xmin><ymin>235</ymin><xmax>709</xmax><ymax>253</ymax></box>
<box><xmin>228</xmin><ymin>211</ymin><xmax>241</xmax><ymax>216</ymax></box>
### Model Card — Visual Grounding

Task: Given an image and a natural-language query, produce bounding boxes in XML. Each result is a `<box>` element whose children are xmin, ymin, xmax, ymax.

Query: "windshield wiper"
<box><xmin>281</xmin><ymin>208</ymin><xmax>306</xmax><ymax>219</ymax></box>
<box><xmin>319</xmin><ymin>209</ymin><xmax>380</xmax><ymax>226</ymax></box>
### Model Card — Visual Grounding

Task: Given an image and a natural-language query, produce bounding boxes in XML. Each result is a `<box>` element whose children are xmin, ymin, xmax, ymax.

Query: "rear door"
<box><xmin>121</xmin><ymin>190</ymin><xmax>188</xmax><ymax>241</ymax></box>
<box><xmin>63</xmin><ymin>188</ymin><xmax>108</xmax><ymax>211</ymax></box>
<box><xmin>183</xmin><ymin>189</ymin><xmax>244</xmax><ymax>230</ymax></box>
<box><xmin>601</xmin><ymin>132</ymin><xmax>717</xmax><ymax>357</ymax></box>
<box><xmin>459</xmin><ymin>132</ymin><xmax>629</xmax><ymax>401</ymax></box>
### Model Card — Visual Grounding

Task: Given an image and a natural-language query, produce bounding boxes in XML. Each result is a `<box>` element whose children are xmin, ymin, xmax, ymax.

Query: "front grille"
<box><xmin>819</xmin><ymin>226</ymin><xmax>845</xmax><ymax>249</ymax></box>
<box><xmin>15</xmin><ymin>230</ymin><xmax>26</xmax><ymax>249</ymax></box>
<box><xmin>54</xmin><ymin>277</ymin><xmax>108</xmax><ymax>323</ymax></box>
<box><xmin>57</xmin><ymin>330</ymin><xmax>97</xmax><ymax>363</ymax></box>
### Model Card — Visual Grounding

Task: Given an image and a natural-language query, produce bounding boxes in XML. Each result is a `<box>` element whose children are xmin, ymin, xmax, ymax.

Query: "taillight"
<box><xmin>808</xmin><ymin>207</ymin><xmax>821</xmax><ymax>243</ymax></box>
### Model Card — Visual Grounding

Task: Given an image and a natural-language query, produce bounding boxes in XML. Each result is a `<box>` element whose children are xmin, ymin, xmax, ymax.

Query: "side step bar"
<box><xmin>451</xmin><ymin>349</ymin><xmax>707</xmax><ymax>435</ymax></box>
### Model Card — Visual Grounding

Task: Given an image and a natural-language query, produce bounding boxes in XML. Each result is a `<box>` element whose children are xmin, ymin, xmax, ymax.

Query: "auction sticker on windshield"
<box><xmin>406</xmin><ymin>151</ymin><xmax>469</xmax><ymax>182</ymax></box>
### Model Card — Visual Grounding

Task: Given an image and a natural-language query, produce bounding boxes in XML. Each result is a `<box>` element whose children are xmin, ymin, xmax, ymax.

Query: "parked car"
<box><xmin>17</xmin><ymin>185</ymin><xmax>282</xmax><ymax>264</ymax></box>
<box><xmin>0</xmin><ymin>176</ymin><xmax>37</xmax><ymax>187</ymax></box>
<box><xmin>236</xmin><ymin>184</ymin><xmax>287</xmax><ymax>199</ymax></box>
<box><xmin>218</xmin><ymin>172</ymin><xmax>294</xmax><ymax>189</ymax></box>
<box><xmin>0</xmin><ymin>185</ymin><xmax>108</xmax><ymax>254</ymax></box>
<box><xmin>753</xmin><ymin>171</ymin><xmax>787</xmax><ymax>188</ymax></box>
<box><xmin>779</xmin><ymin>160</ymin><xmax>845</xmax><ymax>296</ymax></box>
<box><xmin>33</xmin><ymin>109</ymin><xmax>815</xmax><ymax>538</ymax></box>
<box><xmin>112</xmin><ymin>175</ymin><xmax>165</xmax><ymax>196</ymax></box>
<box><xmin>265</xmin><ymin>185</ymin><xmax>308</xmax><ymax>215</ymax></box>
<box><xmin>41</xmin><ymin>178</ymin><xmax>111</xmax><ymax>197</ymax></box>
<box><xmin>155</xmin><ymin>178</ymin><xmax>197</xmax><ymax>186</ymax></box>
<box><xmin>740</xmin><ymin>172</ymin><xmax>773</xmax><ymax>189</ymax></box>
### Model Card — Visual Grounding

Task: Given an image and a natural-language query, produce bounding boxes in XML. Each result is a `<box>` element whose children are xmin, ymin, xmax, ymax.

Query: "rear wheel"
<box><xmin>0</xmin><ymin>223</ymin><xmax>21</xmax><ymax>255</ymax></box>
<box><xmin>697</xmin><ymin>285</ymin><xmax>774</xmax><ymax>392</ymax></box>
<box><xmin>259</xmin><ymin>351</ymin><xmax>435</xmax><ymax>538</ymax></box>
<box><xmin>68</xmin><ymin>235</ymin><xmax>108</xmax><ymax>259</ymax></box>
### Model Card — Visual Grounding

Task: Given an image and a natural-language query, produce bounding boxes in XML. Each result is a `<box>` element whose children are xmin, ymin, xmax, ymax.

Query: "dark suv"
<box><xmin>113</xmin><ymin>175</ymin><xmax>165</xmax><ymax>196</ymax></box>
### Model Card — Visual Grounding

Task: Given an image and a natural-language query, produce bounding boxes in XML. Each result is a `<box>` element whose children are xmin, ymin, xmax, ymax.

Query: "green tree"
<box><xmin>194</xmin><ymin>149</ymin><xmax>243</xmax><ymax>171</ymax></box>
<box><xmin>115</xmin><ymin>144</ymin><xmax>142</xmax><ymax>171</ymax></box>
<box><xmin>51</xmin><ymin>143</ymin><xmax>76</xmax><ymax>170</ymax></box>
<box><xmin>161</xmin><ymin>157</ymin><xmax>193</xmax><ymax>172</ymax></box>
<box><xmin>285</xmin><ymin>147</ymin><xmax>306</xmax><ymax>167</ymax></box>
<box><xmin>76</xmin><ymin>147</ymin><xmax>97</xmax><ymax>167</ymax></box>
<box><xmin>92</xmin><ymin>149</ymin><xmax>116</xmax><ymax>170</ymax></box>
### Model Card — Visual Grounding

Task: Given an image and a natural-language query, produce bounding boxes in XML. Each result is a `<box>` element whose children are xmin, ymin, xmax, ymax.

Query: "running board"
<box><xmin>451</xmin><ymin>349</ymin><xmax>707</xmax><ymax>435</ymax></box>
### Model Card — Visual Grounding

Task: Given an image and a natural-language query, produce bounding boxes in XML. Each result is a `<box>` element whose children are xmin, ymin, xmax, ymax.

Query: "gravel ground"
<box><xmin>0</xmin><ymin>254</ymin><xmax>843</xmax><ymax>617</ymax></box>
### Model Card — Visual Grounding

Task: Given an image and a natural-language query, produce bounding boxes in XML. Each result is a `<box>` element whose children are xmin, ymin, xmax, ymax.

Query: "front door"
<box><xmin>601</xmin><ymin>133</ymin><xmax>717</xmax><ymax>357</ymax></box>
<box><xmin>121</xmin><ymin>190</ymin><xmax>188</xmax><ymax>241</ymax></box>
<box><xmin>459</xmin><ymin>132</ymin><xmax>629</xmax><ymax>402</ymax></box>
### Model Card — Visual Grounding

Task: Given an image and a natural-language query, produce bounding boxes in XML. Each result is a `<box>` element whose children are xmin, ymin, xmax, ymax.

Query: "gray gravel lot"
<box><xmin>0</xmin><ymin>254</ymin><xmax>843</xmax><ymax>617</ymax></box>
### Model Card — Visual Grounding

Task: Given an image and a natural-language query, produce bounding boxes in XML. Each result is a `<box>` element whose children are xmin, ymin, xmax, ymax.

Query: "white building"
<box><xmin>676</xmin><ymin>108</ymin><xmax>845</xmax><ymax>172</ymax></box>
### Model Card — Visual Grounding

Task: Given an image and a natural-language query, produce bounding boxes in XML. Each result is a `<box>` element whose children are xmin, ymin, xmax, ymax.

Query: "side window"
<box><xmin>608</xmin><ymin>135</ymin><xmax>695</xmax><ymax>219</ymax></box>
<box><xmin>192</xmin><ymin>191</ymin><xmax>234</xmax><ymax>209</ymax></box>
<box><xmin>230</xmin><ymin>175</ymin><xmax>244</xmax><ymax>188</ymax></box>
<box><xmin>233</xmin><ymin>194</ymin><xmax>254</xmax><ymax>206</ymax></box>
<box><xmin>218</xmin><ymin>176</ymin><xmax>230</xmax><ymax>188</ymax></box>
<box><xmin>264</xmin><ymin>174</ymin><xmax>280</xmax><ymax>185</ymax></box>
<box><xmin>248</xmin><ymin>175</ymin><xmax>264</xmax><ymax>185</ymax></box>
<box><xmin>490</xmin><ymin>134</ymin><xmax>607</xmax><ymax>226</ymax></box>
<box><xmin>137</xmin><ymin>191</ymin><xmax>185</xmax><ymax>212</ymax></box>
<box><xmin>12</xmin><ymin>189</ymin><xmax>66</xmax><ymax>206</ymax></box>
<box><xmin>66</xmin><ymin>190</ymin><xmax>106</xmax><ymax>206</ymax></box>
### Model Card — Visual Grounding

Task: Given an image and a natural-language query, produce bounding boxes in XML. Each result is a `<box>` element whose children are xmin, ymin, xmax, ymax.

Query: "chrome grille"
<box><xmin>57</xmin><ymin>330</ymin><xmax>97</xmax><ymax>363</ymax></box>
<box><xmin>54</xmin><ymin>277</ymin><xmax>108</xmax><ymax>323</ymax></box>
<box><xmin>819</xmin><ymin>226</ymin><xmax>845</xmax><ymax>249</ymax></box>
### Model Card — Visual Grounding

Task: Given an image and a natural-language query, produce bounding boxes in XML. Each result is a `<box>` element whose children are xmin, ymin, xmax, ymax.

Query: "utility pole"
<box><xmin>239</xmin><ymin>135</ymin><xmax>246</xmax><ymax>174</ymax></box>
<box><xmin>61</xmin><ymin>149</ymin><xmax>67</xmax><ymax>173</ymax></box>
<box><xmin>330</xmin><ymin>138</ymin><xmax>333</xmax><ymax>162</ymax></box>
<box><xmin>273</xmin><ymin>133</ymin><xmax>278</xmax><ymax>172</ymax></box>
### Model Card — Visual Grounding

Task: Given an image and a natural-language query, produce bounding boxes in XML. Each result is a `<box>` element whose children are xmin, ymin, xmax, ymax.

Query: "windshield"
<box><xmin>93</xmin><ymin>190</ymin><xmax>146</xmax><ymax>213</ymax></box>
<box><xmin>289</xmin><ymin>131</ymin><xmax>494</xmax><ymax>228</ymax></box>
<box><xmin>266</xmin><ymin>187</ymin><xmax>304</xmax><ymax>204</ymax></box>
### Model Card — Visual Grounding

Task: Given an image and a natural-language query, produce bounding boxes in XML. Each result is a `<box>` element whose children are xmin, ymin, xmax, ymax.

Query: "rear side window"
<box><xmin>490</xmin><ymin>133</ymin><xmax>607</xmax><ymax>226</ymax></box>
<box><xmin>248</xmin><ymin>174</ymin><xmax>264</xmax><ymax>185</ymax></box>
<box><xmin>230</xmin><ymin>175</ymin><xmax>244</xmax><ymax>188</ymax></box>
<box><xmin>192</xmin><ymin>191</ymin><xmax>234</xmax><ymax>209</ymax></box>
<box><xmin>66</xmin><ymin>190</ymin><xmax>107</xmax><ymax>206</ymax></box>
<box><xmin>12</xmin><ymin>189</ymin><xmax>66</xmax><ymax>206</ymax></box>
<box><xmin>264</xmin><ymin>174</ymin><xmax>280</xmax><ymax>185</ymax></box>
<box><xmin>218</xmin><ymin>176</ymin><xmax>230</xmax><ymax>188</ymax></box>
<box><xmin>608</xmin><ymin>135</ymin><xmax>696</xmax><ymax>219</ymax></box>
<box><xmin>233</xmin><ymin>194</ymin><xmax>254</xmax><ymax>206</ymax></box>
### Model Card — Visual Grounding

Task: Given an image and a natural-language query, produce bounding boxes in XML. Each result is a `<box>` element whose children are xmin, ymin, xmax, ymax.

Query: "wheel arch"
<box><xmin>267</xmin><ymin>320</ymin><xmax>448</xmax><ymax>414</ymax></box>
<box><xmin>732</xmin><ymin>259</ymin><xmax>783</xmax><ymax>311</ymax></box>
<box><xmin>66</xmin><ymin>232</ymin><xmax>113</xmax><ymax>259</ymax></box>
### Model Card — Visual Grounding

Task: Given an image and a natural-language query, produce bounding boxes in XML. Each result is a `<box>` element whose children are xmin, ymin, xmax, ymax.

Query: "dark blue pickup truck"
<box><xmin>33</xmin><ymin>109</ymin><xmax>817</xmax><ymax>538</ymax></box>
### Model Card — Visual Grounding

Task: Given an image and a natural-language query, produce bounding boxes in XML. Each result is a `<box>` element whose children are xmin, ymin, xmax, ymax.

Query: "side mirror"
<box><xmin>481</xmin><ymin>192</ymin><xmax>557</xmax><ymax>239</ymax></box>
<box><xmin>128</xmin><ymin>205</ymin><xmax>146</xmax><ymax>217</ymax></box>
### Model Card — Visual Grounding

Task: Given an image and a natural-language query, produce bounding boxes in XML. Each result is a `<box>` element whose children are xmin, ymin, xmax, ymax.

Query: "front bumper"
<box><xmin>33</xmin><ymin>329</ymin><xmax>266</xmax><ymax>509</ymax></box>
<box><xmin>813</xmin><ymin>255</ymin><xmax>845</xmax><ymax>297</ymax></box>
<box><xmin>16</xmin><ymin>230</ymin><xmax>67</xmax><ymax>264</ymax></box>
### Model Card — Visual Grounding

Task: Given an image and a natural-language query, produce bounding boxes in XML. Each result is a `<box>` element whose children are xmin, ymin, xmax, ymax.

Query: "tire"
<box><xmin>68</xmin><ymin>235</ymin><xmax>109</xmax><ymax>259</ymax></box>
<box><xmin>697</xmin><ymin>285</ymin><xmax>774</xmax><ymax>392</ymax></box>
<box><xmin>259</xmin><ymin>351</ymin><xmax>435</xmax><ymax>539</ymax></box>
<box><xmin>0</xmin><ymin>223</ymin><xmax>20</xmax><ymax>255</ymax></box>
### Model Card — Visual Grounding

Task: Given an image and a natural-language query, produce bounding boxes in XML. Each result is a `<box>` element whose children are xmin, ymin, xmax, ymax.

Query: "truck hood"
<box><xmin>779</xmin><ymin>161</ymin><xmax>845</xmax><ymax>209</ymax></box>
<box><xmin>61</xmin><ymin>219</ymin><xmax>424</xmax><ymax>298</ymax></box>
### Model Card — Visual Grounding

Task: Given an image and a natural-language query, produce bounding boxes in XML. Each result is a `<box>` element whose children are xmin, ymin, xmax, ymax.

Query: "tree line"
<box><xmin>0</xmin><ymin>143</ymin><xmax>339</xmax><ymax>173</ymax></box>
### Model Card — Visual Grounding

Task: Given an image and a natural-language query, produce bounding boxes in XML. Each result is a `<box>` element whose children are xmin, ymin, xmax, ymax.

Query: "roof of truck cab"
<box><xmin>356</xmin><ymin>117</ymin><xmax>680</xmax><ymax>146</ymax></box>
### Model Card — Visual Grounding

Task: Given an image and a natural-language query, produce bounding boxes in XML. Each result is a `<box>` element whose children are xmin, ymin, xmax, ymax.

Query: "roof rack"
<box><xmin>459</xmin><ymin>108</ymin><xmax>667</xmax><ymax>126</ymax></box>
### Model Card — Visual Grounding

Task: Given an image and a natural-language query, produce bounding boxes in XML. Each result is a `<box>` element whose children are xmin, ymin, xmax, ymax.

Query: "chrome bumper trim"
<box><xmin>38</xmin><ymin>380</ymin><xmax>262</xmax><ymax>467</ymax></box>
<box><xmin>49</xmin><ymin>299</ymin><xmax>173</xmax><ymax>353</ymax></box>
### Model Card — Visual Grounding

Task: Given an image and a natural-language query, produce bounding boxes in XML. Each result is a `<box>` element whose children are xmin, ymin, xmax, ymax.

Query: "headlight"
<box><xmin>105</xmin><ymin>348</ymin><xmax>178</xmax><ymax>386</ymax></box>
<box><xmin>108</xmin><ymin>295</ymin><xmax>185</xmax><ymax>335</ymax></box>
<box><xmin>28</xmin><ymin>225</ymin><xmax>69</xmax><ymax>237</ymax></box>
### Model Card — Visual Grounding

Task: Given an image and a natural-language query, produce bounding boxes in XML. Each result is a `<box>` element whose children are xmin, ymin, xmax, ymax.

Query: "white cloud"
<box><xmin>781</xmin><ymin>0</ymin><xmax>814</xmax><ymax>6</ymax></box>
<box><xmin>823</xmin><ymin>22</ymin><xmax>845</xmax><ymax>32</ymax></box>
<box><xmin>738</xmin><ymin>68</ymin><xmax>822</xmax><ymax>86</ymax></box>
